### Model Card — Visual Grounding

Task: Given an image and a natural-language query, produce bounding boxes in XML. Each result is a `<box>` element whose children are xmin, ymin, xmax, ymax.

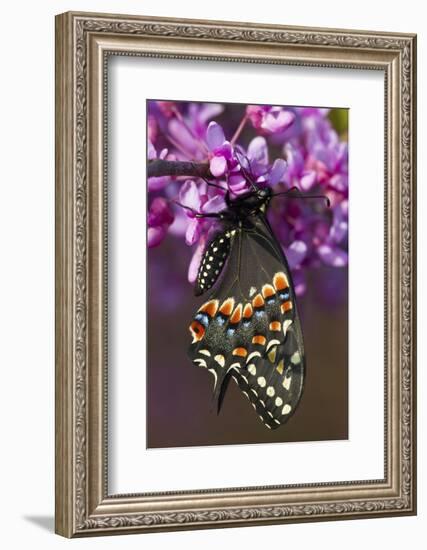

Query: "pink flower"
<box><xmin>247</xmin><ymin>105</ymin><xmax>295</xmax><ymax>135</ymax></box>
<box><xmin>283</xmin><ymin>143</ymin><xmax>317</xmax><ymax>191</ymax></box>
<box><xmin>178</xmin><ymin>180</ymin><xmax>226</xmax><ymax>246</ymax></box>
<box><xmin>188</xmin><ymin>234</ymin><xmax>207</xmax><ymax>283</ymax></box>
<box><xmin>148</xmin><ymin>198</ymin><xmax>174</xmax><ymax>248</ymax></box>
<box><xmin>156</xmin><ymin>101</ymin><xmax>177</xmax><ymax>118</ymax></box>
<box><xmin>206</xmin><ymin>122</ymin><xmax>234</xmax><ymax>177</ymax></box>
<box><xmin>147</xmin><ymin>142</ymin><xmax>171</xmax><ymax>192</ymax></box>
<box><xmin>147</xmin><ymin>115</ymin><xmax>158</xmax><ymax>143</ymax></box>
<box><xmin>244</xmin><ymin>136</ymin><xmax>287</xmax><ymax>186</ymax></box>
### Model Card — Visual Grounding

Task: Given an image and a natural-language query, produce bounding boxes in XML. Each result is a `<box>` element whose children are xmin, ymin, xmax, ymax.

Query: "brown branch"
<box><xmin>147</xmin><ymin>159</ymin><xmax>211</xmax><ymax>179</ymax></box>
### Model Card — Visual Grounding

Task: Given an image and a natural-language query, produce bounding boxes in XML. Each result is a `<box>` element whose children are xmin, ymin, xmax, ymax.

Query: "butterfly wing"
<box><xmin>194</xmin><ymin>229</ymin><xmax>233</xmax><ymax>296</ymax></box>
<box><xmin>232</xmin><ymin>319</ymin><xmax>304</xmax><ymax>429</ymax></box>
<box><xmin>188</xmin><ymin>213</ymin><xmax>305</xmax><ymax>429</ymax></box>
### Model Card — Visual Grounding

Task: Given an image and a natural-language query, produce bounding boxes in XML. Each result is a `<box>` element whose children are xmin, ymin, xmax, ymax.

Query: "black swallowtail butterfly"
<box><xmin>186</xmin><ymin>173</ymin><xmax>326</xmax><ymax>430</ymax></box>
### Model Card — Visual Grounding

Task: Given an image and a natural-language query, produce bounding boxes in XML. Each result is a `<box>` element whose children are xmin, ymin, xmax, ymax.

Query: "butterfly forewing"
<box><xmin>194</xmin><ymin>229</ymin><xmax>233</xmax><ymax>296</ymax></box>
<box><xmin>188</xmin><ymin>212</ymin><xmax>305</xmax><ymax>429</ymax></box>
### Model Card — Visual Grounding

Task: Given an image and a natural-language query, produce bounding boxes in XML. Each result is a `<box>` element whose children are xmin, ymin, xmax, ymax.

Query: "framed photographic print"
<box><xmin>55</xmin><ymin>11</ymin><xmax>417</xmax><ymax>537</ymax></box>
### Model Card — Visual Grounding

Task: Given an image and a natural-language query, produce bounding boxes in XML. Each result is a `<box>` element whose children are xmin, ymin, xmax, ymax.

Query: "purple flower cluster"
<box><xmin>147</xmin><ymin>101</ymin><xmax>348</xmax><ymax>300</ymax></box>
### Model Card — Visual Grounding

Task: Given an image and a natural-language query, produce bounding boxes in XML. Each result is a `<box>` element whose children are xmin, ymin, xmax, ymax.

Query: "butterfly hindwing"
<box><xmin>188</xmin><ymin>212</ymin><xmax>305</xmax><ymax>429</ymax></box>
<box><xmin>232</xmin><ymin>322</ymin><xmax>304</xmax><ymax>429</ymax></box>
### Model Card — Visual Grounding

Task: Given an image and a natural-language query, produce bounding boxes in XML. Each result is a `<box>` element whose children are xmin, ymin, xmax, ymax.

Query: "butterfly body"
<box><xmin>195</xmin><ymin>187</ymin><xmax>272</xmax><ymax>295</ymax></box>
<box><xmin>188</xmin><ymin>185</ymin><xmax>305</xmax><ymax>429</ymax></box>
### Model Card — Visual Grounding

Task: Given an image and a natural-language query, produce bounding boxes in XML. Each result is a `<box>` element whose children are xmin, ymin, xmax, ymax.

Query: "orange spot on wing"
<box><xmin>219</xmin><ymin>297</ymin><xmax>235</xmax><ymax>316</ymax></box>
<box><xmin>252</xmin><ymin>335</ymin><xmax>267</xmax><ymax>346</ymax></box>
<box><xmin>243</xmin><ymin>303</ymin><xmax>253</xmax><ymax>319</ymax></box>
<box><xmin>230</xmin><ymin>303</ymin><xmax>243</xmax><ymax>324</ymax></box>
<box><xmin>252</xmin><ymin>293</ymin><xmax>265</xmax><ymax>308</ymax></box>
<box><xmin>273</xmin><ymin>272</ymin><xmax>289</xmax><ymax>291</ymax></box>
<box><xmin>199</xmin><ymin>299</ymin><xmax>219</xmax><ymax>317</ymax></box>
<box><xmin>262</xmin><ymin>284</ymin><xmax>275</xmax><ymax>299</ymax></box>
<box><xmin>189</xmin><ymin>321</ymin><xmax>205</xmax><ymax>343</ymax></box>
<box><xmin>232</xmin><ymin>347</ymin><xmax>248</xmax><ymax>358</ymax></box>
<box><xmin>269</xmin><ymin>321</ymin><xmax>281</xmax><ymax>332</ymax></box>
<box><xmin>281</xmin><ymin>301</ymin><xmax>293</xmax><ymax>314</ymax></box>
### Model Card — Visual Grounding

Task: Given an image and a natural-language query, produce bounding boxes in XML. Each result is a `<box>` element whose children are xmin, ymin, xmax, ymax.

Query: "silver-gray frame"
<box><xmin>55</xmin><ymin>11</ymin><xmax>417</xmax><ymax>537</ymax></box>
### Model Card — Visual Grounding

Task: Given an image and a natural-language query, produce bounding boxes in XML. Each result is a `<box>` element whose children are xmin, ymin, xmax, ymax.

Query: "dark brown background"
<box><xmin>147</xmin><ymin>238</ymin><xmax>348</xmax><ymax>448</ymax></box>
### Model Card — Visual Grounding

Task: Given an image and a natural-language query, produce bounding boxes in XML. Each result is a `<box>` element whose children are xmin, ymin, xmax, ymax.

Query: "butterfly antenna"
<box><xmin>272</xmin><ymin>186</ymin><xmax>330</xmax><ymax>208</ymax></box>
<box><xmin>199</xmin><ymin>176</ymin><xmax>227</xmax><ymax>193</ymax></box>
<box><xmin>171</xmin><ymin>199</ymin><xmax>202</xmax><ymax>216</ymax></box>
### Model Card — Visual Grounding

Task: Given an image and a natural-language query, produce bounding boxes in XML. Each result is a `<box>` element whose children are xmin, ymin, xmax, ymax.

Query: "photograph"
<box><xmin>147</xmin><ymin>100</ymin><xmax>349</xmax><ymax>448</ymax></box>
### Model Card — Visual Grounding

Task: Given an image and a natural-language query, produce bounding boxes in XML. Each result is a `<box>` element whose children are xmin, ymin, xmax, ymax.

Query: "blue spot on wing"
<box><xmin>195</xmin><ymin>313</ymin><xmax>209</xmax><ymax>327</ymax></box>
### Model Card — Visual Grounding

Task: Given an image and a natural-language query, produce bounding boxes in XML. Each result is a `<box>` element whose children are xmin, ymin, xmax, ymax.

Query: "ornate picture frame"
<box><xmin>55</xmin><ymin>11</ymin><xmax>416</xmax><ymax>537</ymax></box>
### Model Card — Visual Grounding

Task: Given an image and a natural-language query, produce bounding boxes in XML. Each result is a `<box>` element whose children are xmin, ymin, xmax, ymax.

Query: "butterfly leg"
<box><xmin>172</xmin><ymin>200</ymin><xmax>225</xmax><ymax>219</ymax></box>
<box><xmin>188</xmin><ymin>162</ymin><xmax>229</xmax><ymax>194</ymax></box>
<box><xmin>195</xmin><ymin>212</ymin><xmax>225</xmax><ymax>220</ymax></box>
<box><xmin>201</xmin><ymin>177</ymin><xmax>232</xmax><ymax>205</ymax></box>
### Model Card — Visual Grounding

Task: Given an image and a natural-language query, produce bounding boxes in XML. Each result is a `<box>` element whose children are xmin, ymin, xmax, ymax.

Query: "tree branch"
<box><xmin>147</xmin><ymin>159</ymin><xmax>211</xmax><ymax>179</ymax></box>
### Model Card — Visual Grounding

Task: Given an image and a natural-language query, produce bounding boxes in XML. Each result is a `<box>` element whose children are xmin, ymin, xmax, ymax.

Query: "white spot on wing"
<box><xmin>214</xmin><ymin>354</ymin><xmax>225</xmax><ymax>367</ymax></box>
<box><xmin>275</xmin><ymin>396</ymin><xmax>283</xmax><ymax>407</ymax></box>
<box><xmin>193</xmin><ymin>358</ymin><xmax>207</xmax><ymax>368</ymax></box>
<box><xmin>266</xmin><ymin>339</ymin><xmax>281</xmax><ymax>351</ymax></box>
<box><xmin>248</xmin><ymin>364</ymin><xmax>257</xmax><ymax>376</ymax></box>
<box><xmin>199</xmin><ymin>349</ymin><xmax>211</xmax><ymax>357</ymax></box>
<box><xmin>208</xmin><ymin>368</ymin><xmax>218</xmax><ymax>388</ymax></box>
<box><xmin>291</xmin><ymin>351</ymin><xmax>301</xmax><ymax>364</ymax></box>
<box><xmin>246</xmin><ymin>351</ymin><xmax>261</xmax><ymax>364</ymax></box>
<box><xmin>266</xmin><ymin>386</ymin><xmax>275</xmax><ymax>397</ymax></box>
<box><xmin>282</xmin><ymin>376</ymin><xmax>292</xmax><ymax>390</ymax></box>
<box><xmin>257</xmin><ymin>376</ymin><xmax>266</xmax><ymax>387</ymax></box>
<box><xmin>282</xmin><ymin>404</ymin><xmax>292</xmax><ymax>415</ymax></box>
<box><xmin>283</xmin><ymin>319</ymin><xmax>292</xmax><ymax>337</ymax></box>
<box><xmin>227</xmin><ymin>363</ymin><xmax>242</xmax><ymax>375</ymax></box>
